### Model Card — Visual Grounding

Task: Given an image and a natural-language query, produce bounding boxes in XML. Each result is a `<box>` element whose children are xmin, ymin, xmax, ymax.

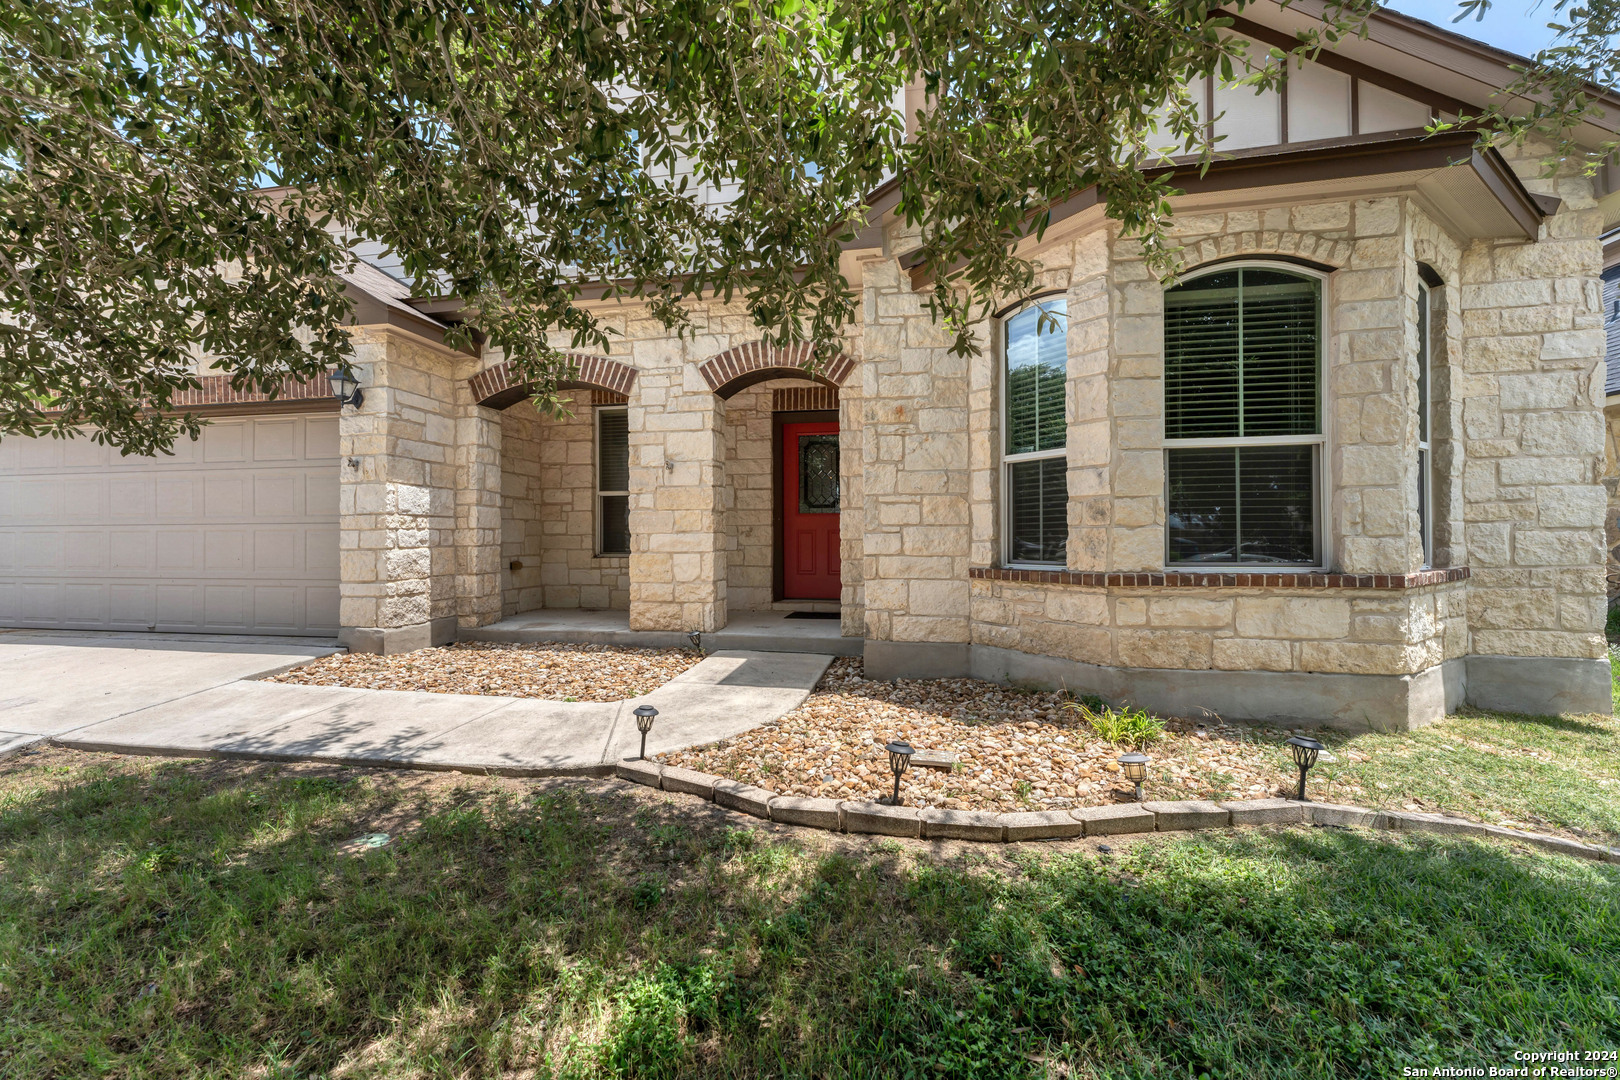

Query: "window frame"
<box><xmin>1161</xmin><ymin>259</ymin><xmax>1331</xmax><ymax>572</ymax></box>
<box><xmin>1417</xmin><ymin>280</ymin><xmax>1433</xmax><ymax>569</ymax></box>
<box><xmin>998</xmin><ymin>293</ymin><xmax>1070</xmax><ymax>569</ymax></box>
<box><xmin>595</xmin><ymin>404</ymin><xmax>631</xmax><ymax>558</ymax></box>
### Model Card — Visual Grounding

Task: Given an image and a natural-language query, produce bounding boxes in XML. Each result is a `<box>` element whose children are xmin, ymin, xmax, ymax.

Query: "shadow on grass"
<box><xmin>1</xmin><ymin>756</ymin><xmax>1617</xmax><ymax>1079</ymax></box>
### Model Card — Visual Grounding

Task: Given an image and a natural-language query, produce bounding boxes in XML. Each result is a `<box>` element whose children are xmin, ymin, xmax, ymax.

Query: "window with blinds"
<box><xmin>1003</xmin><ymin>299</ymin><xmax>1068</xmax><ymax>565</ymax></box>
<box><xmin>1417</xmin><ymin>281</ymin><xmax>1433</xmax><ymax>568</ymax></box>
<box><xmin>597</xmin><ymin>407</ymin><xmax>631</xmax><ymax>556</ymax></box>
<box><xmin>1163</xmin><ymin>266</ymin><xmax>1323</xmax><ymax>566</ymax></box>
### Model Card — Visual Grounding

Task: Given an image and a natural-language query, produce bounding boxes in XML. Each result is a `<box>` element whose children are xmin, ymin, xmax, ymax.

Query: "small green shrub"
<box><xmin>1064</xmin><ymin>699</ymin><xmax>1166</xmax><ymax>748</ymax></box>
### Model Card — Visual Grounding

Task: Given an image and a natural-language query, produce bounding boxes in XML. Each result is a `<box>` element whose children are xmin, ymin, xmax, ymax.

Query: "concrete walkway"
<box><xmin>28</xmin><ymin>640</ymin><xmax>831</xmax><ymax>776</ymax></box>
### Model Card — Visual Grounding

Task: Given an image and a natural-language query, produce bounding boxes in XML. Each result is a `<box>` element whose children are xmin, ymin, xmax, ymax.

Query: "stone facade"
<box><xmin>499</xmin><ymin>395</ymin><xmax>630</xmax><ymax>615</ymax></box>
<box><xmin>329</xmin><ymin>141</ymin><xmax>1610</xmax><ymax>727</ymax></box>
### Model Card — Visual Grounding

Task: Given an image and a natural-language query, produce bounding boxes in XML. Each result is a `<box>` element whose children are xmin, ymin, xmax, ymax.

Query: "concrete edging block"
<box><xmin>1382</xmin><ymin>810</ymin><xmax>1492</xmax><ymax>839</ymax></box>
<box><xmin>769</xmin><ymin>795</ymin><xmax>843</xmax><ymax>830</ymax></box>
<box><xmin>1001</xmin><ymin>810</ymin><xmax>1085</xmax><ymax>841</ymax></box>
<box><xmin>615</xmin><ymin>759</ymin><xmax>664</xmax><ymax>789</ymax></box>
<box><xmin>1305</xmin><ymin>802</ymin><xmax>1387</xmax><ymax>829</ymax></box>
<box><xmin>1220</xmin><ymin>798</ymin><xmax>1305</xmax><ymax>826</ymax></box>
<box><xmin>612</xmin><ymin>773</ymin><xmax>1615</xmax><ymax>860</ymax></box>
<box><xmin>659</xmin><ymin>765</ymin><xmax>720</xmax><ymax>800</ymax></box>
<box><xmin>919</xmin><ymin>809</ymin><xmax>1006</xmax><ymax>842</ymax></box>
<box><xmin>842</xmin><ymin>800</ymin><xmax>922</xmax><ymax>838</ymax></box>
<box><xmin>1143</xmin><ymin>800</ymin><xmax>1230</xmax><ymax>831</ymax></box>
<box><xmin>1071</xmin><ymin>804</ymin><xmax>1157</xmax><ymax>836</ymax></box>
<box><xmin>712</xmin><ymin>779</ymin><xmax>775</xmax><ymax>820</ymax></box>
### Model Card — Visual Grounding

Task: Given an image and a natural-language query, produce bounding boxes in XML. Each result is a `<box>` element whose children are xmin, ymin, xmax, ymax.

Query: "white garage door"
<box><xmin>0</xmin><ymin>413</ymin><xmax>340</xmax><ymax>636</ymax></box>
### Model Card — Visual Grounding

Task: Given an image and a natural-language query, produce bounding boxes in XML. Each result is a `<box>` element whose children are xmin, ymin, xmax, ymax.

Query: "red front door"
<box><xmin>781</xmin><ymin>421</ymin><xmax>841</xmax><ymax>600</ymax></box>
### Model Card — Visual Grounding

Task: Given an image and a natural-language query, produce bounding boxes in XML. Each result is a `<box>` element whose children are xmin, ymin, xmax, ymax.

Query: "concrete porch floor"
<box><xmin>461</xmin><ymin>609</ymin><xmax>864</xmax><ymax>657</ymax></box>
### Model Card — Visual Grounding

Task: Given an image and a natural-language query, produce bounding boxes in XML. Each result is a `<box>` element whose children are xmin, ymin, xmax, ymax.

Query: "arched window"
<box><xmin>1002</xmin><ymin>298</ymin><xmax>1068</xmax><ymax>566</ymax></box>
<box><xmin>1163</xmin><ymin>265</ymin><xmax>1324</xmax><ymax>567</ymax></box>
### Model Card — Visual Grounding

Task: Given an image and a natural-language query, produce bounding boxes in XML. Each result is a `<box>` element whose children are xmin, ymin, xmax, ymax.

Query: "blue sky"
<box><xmin>1382</xmin><ymin>0</ymin><xmax>1568</xmax><ymax>57</ymax></box>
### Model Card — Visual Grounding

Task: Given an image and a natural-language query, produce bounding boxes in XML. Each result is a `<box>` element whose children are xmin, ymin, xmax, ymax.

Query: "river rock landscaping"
<box><xmin>663</xmin><ymin>657</ymin><xmax>1344</xmax><ymax>811</ymax></box>
<box><xmin>267</xmin><ymin>641</ymin><xmax>701</xmax><ymax>702</ymax></box>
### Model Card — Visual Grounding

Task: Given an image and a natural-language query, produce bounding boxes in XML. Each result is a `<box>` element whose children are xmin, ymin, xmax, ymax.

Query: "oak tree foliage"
<box><xmin>0</xmin><ymin>0</ymin><xmax>1610</xmax><ymax>452</ymax></box>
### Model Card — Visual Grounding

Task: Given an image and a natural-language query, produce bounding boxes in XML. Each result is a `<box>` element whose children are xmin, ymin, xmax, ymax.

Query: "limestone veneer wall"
<box><xmin>338</xmin><ymin>326</ymin><xmax>500</xmax><ymax>652</ymax></box>
<box><xmin>1457</xmin><ymin>141</ymin><xmax>1608</xmax><ymax>664</ymax></box>
<box><xmin>499</xmin><ymin>399</ymin><xmax>630</xmax><ymax>615</ymax></box>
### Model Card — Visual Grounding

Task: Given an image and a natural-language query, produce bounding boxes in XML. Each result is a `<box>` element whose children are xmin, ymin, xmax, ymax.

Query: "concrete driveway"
<box><xmin>0</xmin><ymin>630</ymin><xmax>833</xmax><ymax>776</ymax></box>
<box><xmin>0</xmin><ymin>631</ymin><xmax>341</xmax><ymax>757</ymax></box>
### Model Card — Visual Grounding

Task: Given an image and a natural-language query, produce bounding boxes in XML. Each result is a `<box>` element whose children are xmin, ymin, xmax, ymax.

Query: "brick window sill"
<box><xmin>969</xmin><ymin>566</ymin><xmax>1471</xmax><ymax>590</ymax></box>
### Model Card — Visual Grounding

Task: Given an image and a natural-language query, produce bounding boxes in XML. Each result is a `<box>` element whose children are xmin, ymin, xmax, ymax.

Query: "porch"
<box><xmin>461</xmin><ymin>607</ymin><xmax>863</xmax><ymax>657</ymax></box>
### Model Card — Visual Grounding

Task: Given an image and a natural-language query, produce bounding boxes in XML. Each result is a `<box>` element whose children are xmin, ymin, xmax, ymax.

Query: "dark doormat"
<box><xmin>785</xmin><ymin>611</ymin><xmax>840</xmax><ymax>619</ymax></box>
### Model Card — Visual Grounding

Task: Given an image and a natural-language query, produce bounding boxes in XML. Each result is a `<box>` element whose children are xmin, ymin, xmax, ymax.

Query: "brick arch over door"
<box><xmin>697</xmin><ymin>342</ymin><xmax>855</xmax><ymax>400</ymax></box>
<box><xmin>469</xmin><ymin>353</ymin><xmax>637</xmax><ymax>410</ymax></box>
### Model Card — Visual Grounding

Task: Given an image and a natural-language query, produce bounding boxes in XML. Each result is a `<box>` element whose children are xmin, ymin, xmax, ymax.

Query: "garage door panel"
<box><xmin>156</xmin><ymin>531</ymin><xmax>199</xmax><ymax>571</ymax></box>
<box><xmin>307</xmin><ymin>472</ymin><xmax>340</xmax><ymax>517</ymax></box>
<box><xmin>205</xmin><ymin>475</ymin><xmax>248</xmax><ymax>518</ymax></box>
<box><xmin>110</xmin><ymin>531</ymin><xmax>152</xmax><ymax>571</ymax></box>
<box><xmin>255</xmin><ymin>586</ymin><xmax>301</xmax><ymax>631</ymax></box>
<box><xmin>204</xmin><ymin>422</ymin><xmax>247</xmax><ymax>462</ymax></box>
<box><xmin>305</xmin><ymin>526</ymin><xmax>339</xmax><ymax>573</ymax></box>
<box><xmin>62</xmin><ymin>439</ymin><xmax>106</xmax><ymax>469</ymax></box>
<box><xmin>19</xmin><ymin>480</ymin><xmax>63</xmax><ymax>521</ymax></box>
<box><xmin>155</xmin><ymin>584</ymin><xmax>202</xmax><ymax>629</ymax></box>
<box><xmin>1</xmin><ymin>415</ymin><xmax>340</xmax><ymax>636</ymax></box>
<box><xmin>63</xmin><ymin>583</ymin><xmax>105</xmax><ymax>622</ymax></box>
<box><xmin>154</xmin><ymin>478</ymin><xmax>197</xmax><ymax>518</ymax></box>
<box><xmin>205</xmin><ymin>530</ymin><xmax>247</xmax><ymax>571</ymax></box>
<box><xmin>64</xmin><ymin>532</ymin><xmax>108</xmax><ymax>571</ymax></box>
<box><xmin>255</xmin><ymin>419</ymin><xmax>298</xmax><ymax>461</ymax></box>
<box><xmin>306</xmin><ymin>417</ymin><xmax>340</xmax><ymax>459</ymax></box>
<box><xmin>307</xmin><ymin>585</ymin><xmax>340</xmax><ymax>631</ymax></box>
<box><xmin>21</xmin><ymin>533</ymin><xmax>61</xmax><ymax>570</ymax></box>
<box><xmin>205</xmin><ymin>586</ymin><xmax>251</xmax><ymax>630</ymax></box>
<box><xmin>255</xmin><ymin>474</ymin><xmax>300</xmax><ymax>517</ymax></box>
<box><xmin>17</xmin><ymin>440</ymin><xmax>63</xmax><ymax>471</ymax></box>
<box><xmin>110</xmin><ymin>584</ymin><xmax>153</xmax><ymax>626</ymax></box>
<box><xmin>110</xmin><ymin>478</ymin><xmax>150</xmax><ymax>519</ymax></box>
<box><xmin>254</xmin><ymin>528</ymin><xmax>300</xmax><ymax>572</ymax></box>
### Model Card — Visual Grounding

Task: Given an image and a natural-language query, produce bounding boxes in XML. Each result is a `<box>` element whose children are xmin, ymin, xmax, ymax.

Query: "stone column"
<box><xmin>860</xmin><ymin>254</ymin><xmax>976</xmax><ymax>677</ymax></box>
<box><xmin>1457</xmin><ymin>142</ymin><xmax>1609</xmax><ymax>713</ymax></box>
<box><xmin>337</xmin><ymin>327</ymin><xmax>471</xmax><ymax>654</ymax></box>
<box><xmin>627</xmin><ymin>360</ymin><xmax>728</xmax><ymax>631</ymax></box>
<box><xmin>454</xmin><ymin>402</ymin><xmax>503</xmax><ymax>628</ymax></box>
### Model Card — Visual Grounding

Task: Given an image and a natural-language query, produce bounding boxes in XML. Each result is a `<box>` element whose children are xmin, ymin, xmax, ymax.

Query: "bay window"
<box><xmin>1163</xmin><ymin>265</ymin><xmax>1324</xmax><ymax>567</ymax></box>
<box><xmin>1003</xmin><ymin>298</ymin><xmax>1068</xmax><ymax>566</ymax></box>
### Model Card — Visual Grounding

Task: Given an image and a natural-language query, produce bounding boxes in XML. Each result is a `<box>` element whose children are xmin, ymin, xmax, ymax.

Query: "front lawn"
<box><xmin>1</xmin><ymin>749</ymin><xmax>1615</xmax><ymax>1079</ymax></box>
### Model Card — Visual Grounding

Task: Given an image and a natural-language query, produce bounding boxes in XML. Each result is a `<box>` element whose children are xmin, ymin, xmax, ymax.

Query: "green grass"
<box><xmin>1297</xmin><ymin>707</ymin><xmax>1620</xmax><ymax>842</ymax></box>
<box><xmin>1</xmin><ymin>752</ymin><xmax>1616</xmax><ymax>1079</ymax></box>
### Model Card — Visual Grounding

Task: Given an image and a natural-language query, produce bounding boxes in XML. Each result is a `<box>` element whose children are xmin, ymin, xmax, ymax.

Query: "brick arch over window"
<box><xmin>697</xmin><ymin>341</ymin><xmax>855</xmax><ymax>400</ymax></box>
<box><xmin>468</xmin><ymin>353</ymin><xmax>637</xmax><ymax>410</ymax></box>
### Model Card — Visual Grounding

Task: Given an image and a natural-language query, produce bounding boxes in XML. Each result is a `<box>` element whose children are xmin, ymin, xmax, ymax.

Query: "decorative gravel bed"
<box><xmin>267</xmin><ymin>641</ymin><xmax>702</xmax><ymax>702</ymax></box>
<box><xmin>663</xmin><ymin>657</ymin><xmax>1353</xmax><ymax>811</ymax></box>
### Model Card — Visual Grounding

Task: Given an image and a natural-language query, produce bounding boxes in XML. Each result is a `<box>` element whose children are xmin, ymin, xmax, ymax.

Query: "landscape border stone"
<box><xmin>1142</xmin><ymin>800</ymin><xmax>1230</xmax><ymax>831</ymax></box>
<box><xmin>615</xmin><ymin>760</ymin><xmax>1620</xmax><ymax>863</ymax></box>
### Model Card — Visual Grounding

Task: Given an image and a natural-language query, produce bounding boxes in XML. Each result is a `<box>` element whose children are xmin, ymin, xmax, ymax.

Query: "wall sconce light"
<box><xmin>329</xmin><ymin>366</ymin><xmax>364</xmax><ymax>407</ymax></box>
